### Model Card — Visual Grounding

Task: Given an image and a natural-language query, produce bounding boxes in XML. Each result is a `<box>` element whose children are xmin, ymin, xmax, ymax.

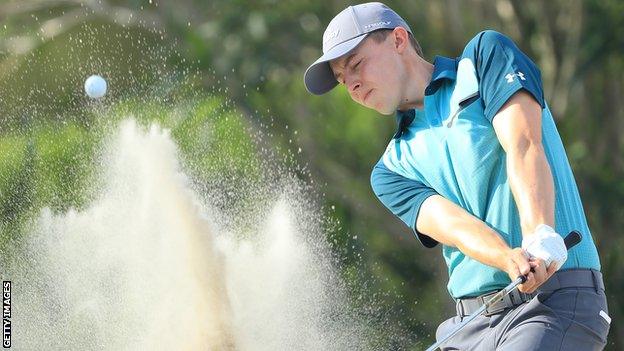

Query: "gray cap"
<box><xmin>303</xmin><ymin>2</ymin><xmax>412</xmax><ymax>95</ymax></box>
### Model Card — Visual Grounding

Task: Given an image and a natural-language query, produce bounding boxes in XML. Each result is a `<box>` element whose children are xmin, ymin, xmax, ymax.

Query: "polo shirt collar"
<box><xmin>425</xmin><ymin>55</ymin><xmax>457</xmax><ymax>96</ymax></box>
<box><xmin>431</xmin><ymin>55</ymin><xmax>457</xmax><ymax>81</ymax></box>
<box><xmin>393</xmin><ymin>109</ymin><xmax>416</xmax><ymax>139</ymax></box>
<box><xmin>393</xmin><ymin>56</ymin><xmax>457</xmax><ymax>139</ymax></box>
<box><xmin>393</xmin><ymin>56</ymin><xmax>458</xmax><ymax>139</ymax></box>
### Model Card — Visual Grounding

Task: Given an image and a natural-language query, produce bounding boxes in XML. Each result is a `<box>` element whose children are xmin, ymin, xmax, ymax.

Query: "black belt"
<box><xmin>455</xmin><ymin>269</ymin><xmax>604</xmax><ymax>317</ymax></box>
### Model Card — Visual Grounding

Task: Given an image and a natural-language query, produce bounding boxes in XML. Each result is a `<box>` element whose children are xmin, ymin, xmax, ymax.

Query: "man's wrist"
<box><xmin>522</xmin><ymin>224</ymin><xmax>555</xmax><ymax>246</ymax></box>
<box><xmin>521</xmin><ymin>224</ymin><xmax>567</xmax><ymax>270</ymax></box>
<box><xmin>498</xmin><ymin>246</ymin><xmax>520</xmax><ymax>273</ymax></box>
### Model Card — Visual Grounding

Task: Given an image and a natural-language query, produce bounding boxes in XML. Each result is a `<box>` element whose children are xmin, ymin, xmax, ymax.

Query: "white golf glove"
<box><xmin>521</xmin><ymin>224</ymin><xmax>568</xmax><ymax>271</ymax></box>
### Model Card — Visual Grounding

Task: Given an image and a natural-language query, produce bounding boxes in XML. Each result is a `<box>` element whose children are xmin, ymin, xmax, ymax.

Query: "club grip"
<box><xmin>564</xmin><ymin>230</ymin><xmax>582</xmax><ymax>250</ymax></box>
<box><xmin>517</xmin><ymin>231</ymin><xmax>582</xmax><ymax>284</ymax></box>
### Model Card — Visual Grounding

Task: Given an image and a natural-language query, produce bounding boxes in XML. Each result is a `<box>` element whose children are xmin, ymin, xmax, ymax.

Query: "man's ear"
<box><xmin>392</xmin><ymin>27</ymin><xmax>410</xmax><ymax>54</ymax></box>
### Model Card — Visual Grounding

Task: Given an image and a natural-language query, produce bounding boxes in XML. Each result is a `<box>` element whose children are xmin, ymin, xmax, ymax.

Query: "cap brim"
<box><xmin>304</xmin><ymin>34</ymin><xmax>368</xmax><ymax>95</ymax></box>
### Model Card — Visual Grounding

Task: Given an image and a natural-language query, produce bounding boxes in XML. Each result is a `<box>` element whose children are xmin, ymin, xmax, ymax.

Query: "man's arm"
<box><xmin>492</xmin><ymin>90</ymin><xmax>555</xmax><ymax>236</ymax></box>
<box><xmin>491</xmin><ymin>89</ymin><xmax>561</xmax><ymax>289</ymax></box>
<box><xmin>415</xmin><ymin>194</ymin><xmax>551</xmax><ymax>293</ymax></box>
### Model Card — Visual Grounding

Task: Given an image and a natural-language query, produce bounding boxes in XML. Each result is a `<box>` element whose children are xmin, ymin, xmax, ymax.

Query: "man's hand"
<box><xmin>522</xmin><ymin>224</ymin><xmax>568</xmax><ymax>270</ymax></box>
<box><xmin>416</xmin><ymin>196</ymin><xmax>561</xmax><ymax>294</ymax></box>
<box><xmin>503</xmin><ymin>247</ymin><xmax>558</xmax><ymax>293</ymax></box>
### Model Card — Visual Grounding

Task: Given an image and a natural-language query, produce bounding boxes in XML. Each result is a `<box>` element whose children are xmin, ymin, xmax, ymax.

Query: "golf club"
<box><xmin>426</xmin><ymin>230</ymin><xmax>583</xmax><ymax>351</ymax></box>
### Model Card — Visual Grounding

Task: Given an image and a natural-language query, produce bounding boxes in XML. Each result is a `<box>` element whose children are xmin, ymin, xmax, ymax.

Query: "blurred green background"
<box><xmin>0</xmin><ymin>0</ymin><xmax>622</xmax><ymax>349</ymax></box>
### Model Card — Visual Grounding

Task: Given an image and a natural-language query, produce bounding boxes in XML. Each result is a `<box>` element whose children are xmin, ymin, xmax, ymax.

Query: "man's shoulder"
<box><xmin>460</xmin><ymin>30</ymin><xmax>516</xmax><ymax>61</ymax></box>
<box><xmin>370</xmin><ymin>156</ymin><xmax>390</xmax><ymax>179</ymax></box>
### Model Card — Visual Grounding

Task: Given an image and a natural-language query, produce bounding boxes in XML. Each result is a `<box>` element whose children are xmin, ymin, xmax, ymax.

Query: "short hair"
<box><xmin>367</xmin><ymin>28</ymin><xmax>423</xmax><ymax>58</ymax></box>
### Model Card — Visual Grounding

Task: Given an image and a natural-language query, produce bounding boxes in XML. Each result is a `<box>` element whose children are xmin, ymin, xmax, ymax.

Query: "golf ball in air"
<box><xmin>84</xmin><ymin>75</ymin><xmax>107</xmax><ymax>99</ymax></box>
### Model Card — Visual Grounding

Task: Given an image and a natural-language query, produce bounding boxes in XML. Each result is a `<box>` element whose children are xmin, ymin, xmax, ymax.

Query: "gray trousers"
<box><xmin>435</xmin><ymin>269</ymin><xmax>610</xmax><ymax>350</ymax></box>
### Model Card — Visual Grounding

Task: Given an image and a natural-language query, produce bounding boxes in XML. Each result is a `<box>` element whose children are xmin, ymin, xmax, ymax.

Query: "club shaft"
<box><xmin>426</xmin><ymin>231</ymin><xmax>581</xmax><ymax>351</ymax></box>
<box><xmin>425</xmin><ymin>277</ymin><xmax>523</xmax><ymax>351</ymax></box>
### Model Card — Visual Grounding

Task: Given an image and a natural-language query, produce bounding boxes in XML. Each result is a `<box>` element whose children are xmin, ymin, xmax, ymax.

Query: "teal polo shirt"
<box><xmin>370</xmin><ymin>30</ymin><xmax>601</xmax><ymax>298</ymax></box>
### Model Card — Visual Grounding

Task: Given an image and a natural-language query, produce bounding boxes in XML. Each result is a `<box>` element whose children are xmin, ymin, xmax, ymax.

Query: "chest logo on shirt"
<box><xmin>505</xmin><ymin>71</ymin><xmax>526</xmax><ymax>83</ymax></box>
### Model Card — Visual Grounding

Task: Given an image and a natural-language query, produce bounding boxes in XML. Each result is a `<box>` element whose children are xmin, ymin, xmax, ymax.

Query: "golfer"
<box><xmin>303</xmin><ymin>2</ymin><xmax>610</xmax><ymax>350</ymax></box>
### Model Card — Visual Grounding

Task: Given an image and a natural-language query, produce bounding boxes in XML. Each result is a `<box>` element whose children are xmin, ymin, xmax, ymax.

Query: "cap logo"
<box><xmin>363</xmin><ymin>21</ymin><xmax>391</xmax><ymax>30</ymax></box>
<box><xmin>323</xmin><ymin>28</ymin><xmax>341</xmax><ymax>45</ymax></box>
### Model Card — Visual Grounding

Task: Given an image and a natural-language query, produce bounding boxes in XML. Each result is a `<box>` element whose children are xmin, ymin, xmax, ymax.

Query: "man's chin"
<box><xmin>376</xmin><ymin>105</ymin><xmax>397</xmax><ymax>115</ymax></box>
<box><xmin>358</xmin><ymin>100</ymin><xmax>395</xmax><ymax>115</ymax></box>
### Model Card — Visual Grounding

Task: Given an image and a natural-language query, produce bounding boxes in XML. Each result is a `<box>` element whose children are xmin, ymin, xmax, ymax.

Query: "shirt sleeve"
<box><xmin>370</xmin><ymin>161</ymin><xmax>439</xmax><ymax>248</ymax></box>
<box><xmin>471</xmin><ymin>30</ymin><xmax>545</xmax><ymax>122</ymax></box>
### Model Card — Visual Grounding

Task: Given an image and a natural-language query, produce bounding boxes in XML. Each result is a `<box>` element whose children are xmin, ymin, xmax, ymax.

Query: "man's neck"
<box><xmin>397</xmin><ymin>55</ymin><xmax>434</xmax><ymax>111</ymax></box>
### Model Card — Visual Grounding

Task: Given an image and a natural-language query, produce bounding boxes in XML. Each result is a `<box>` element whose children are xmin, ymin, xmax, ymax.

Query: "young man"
<box><xmin>304</xmin><ymin>2</ymin><xmax>610</xmax><ymax>350</ymax></box>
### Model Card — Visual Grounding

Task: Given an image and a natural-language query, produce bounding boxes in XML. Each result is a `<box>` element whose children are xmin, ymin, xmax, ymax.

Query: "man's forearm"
<box><xmin>492</xmin><ymin>91</ymin><xmax>556</xmax><ymax>237</ymax></box>
<box><xmin>417</xmin><ymin>195</ymin><xmax>515</xmax><ymax>273</ymax></box>
<box><xmin>506</xmin><ymin>143</ymin><xmax>555</xmax><ymax>236</ymax></box>
<box><xmin>449</xmin><ymin>217</ymin><xmax>515</xmax><ymax>273</ymax></box>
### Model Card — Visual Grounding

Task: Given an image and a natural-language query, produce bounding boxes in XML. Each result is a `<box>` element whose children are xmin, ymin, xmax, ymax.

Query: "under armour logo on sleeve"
<box><xmin>505</xmin><ymin>71</ymin><xmax>526</xmax><ymax>83</ymax></box>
